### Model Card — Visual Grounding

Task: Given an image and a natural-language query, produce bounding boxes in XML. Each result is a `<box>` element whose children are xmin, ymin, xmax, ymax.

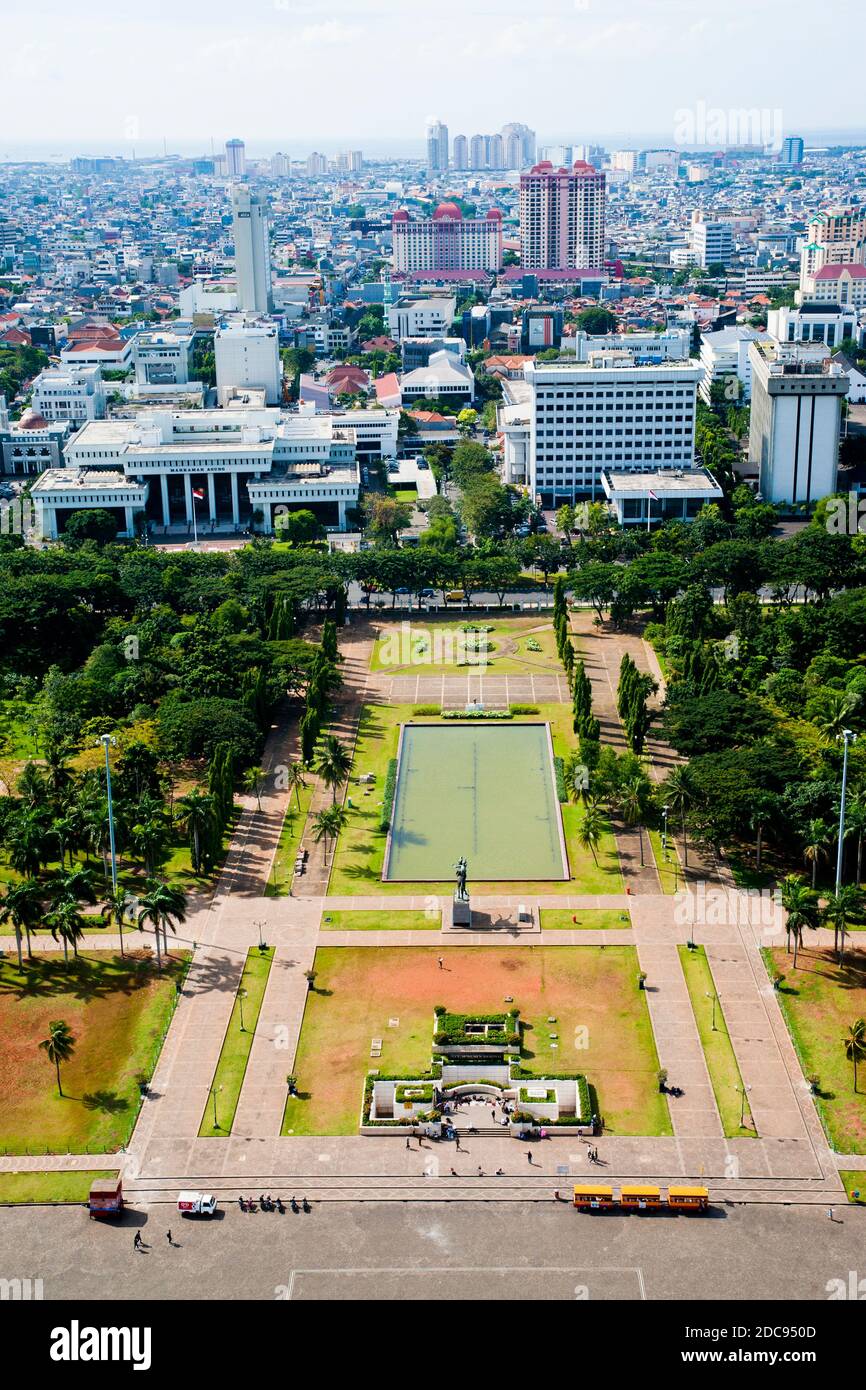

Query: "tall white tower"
<box><xmin>231</xmin><ymin>184</ymin><xmax>273</xmax><ymax>314</ymax></box>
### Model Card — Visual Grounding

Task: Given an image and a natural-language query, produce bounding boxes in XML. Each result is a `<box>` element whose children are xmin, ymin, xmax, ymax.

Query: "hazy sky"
<box><xmin>2</xmin><ymin>0</ymin><xmax>862</xmax><ymax>153</ymax></box>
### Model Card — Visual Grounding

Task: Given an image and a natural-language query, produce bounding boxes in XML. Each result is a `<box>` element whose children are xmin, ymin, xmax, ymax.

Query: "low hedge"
<box><xmin>412</xmin><ymin>705</ymin><xmax>441</xmax><ymax>717</ymax></box>
<box><xmin>553</xmin><ymin>755</ymin><xmax>568</xmax><ymax>803</ymax></box>
<box><xmin>434</xmin><ymin>1010</ymin><xmax>521</xmax><ymax>1047</ymax></box>
<box><xmin>380</xmin><ymin>757</ymin><xmax>398</xmax><ymax>831</ymax></box>
<box><xmin>395</xmin><ymin>1084</ymin><xmax>434</xmax><ymax>1105</ymax></box>
<box><xmin>442</xmin><ymin>709</ymin><xmax>512</xmax><ymax>720</ymax></box>
<box><xmin>510</xmin><ymin>704</ymin><xmax>540</xmax><ymax>716</ymax></box>
<box><xmin>440</xmin><ymin>1078</ymin><xmax>506</xmax><ymax>1092</ymax></box>
<box><xmin>519</xmin><ymin>1087</ymin><xmax>556</xmax><ymax>1105</ymax></box>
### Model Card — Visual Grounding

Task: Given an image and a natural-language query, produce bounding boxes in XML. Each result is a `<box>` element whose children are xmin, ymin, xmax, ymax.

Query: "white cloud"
<box><xmin>300</xmin><ymin>20</ymin><xmax>362</xmax><ymax>44</ymax></box>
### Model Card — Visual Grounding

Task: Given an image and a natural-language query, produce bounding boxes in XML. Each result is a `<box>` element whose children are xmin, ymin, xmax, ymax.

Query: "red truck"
<box><xmin>87</xmin><ymin>1175</ymin><xmax>124</xmax><ymax>1218</ymax></box>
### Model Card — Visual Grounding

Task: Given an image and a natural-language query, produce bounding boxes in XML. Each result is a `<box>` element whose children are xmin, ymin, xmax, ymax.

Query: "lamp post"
<box><xmin>705</xmin><ymin>990</ymin><xmax>717</xmax><ymax>1032</ymax></box>
<box><xmin>835</xmin><ymin>729</ymin><xmax>857</xmax><ymax>896</ymax></box>
<box><xmin>662</xmin><ymin>804</ymin><xmax>669</xmax><ymax>857</ymax></box>
<box><xmin>238</xmin><ymin>987</ymin><xmax>247</xmax><ymax>1032</ymax></box>
<box><xmin>254</xmin><ymin>919</ymin><xmax>267</xmax><ymax>950</ymax></box>
<box><xmin>210</xmin><ymin>1083</ymin><xmax>223</xmax><ymax>1130</ymax></box>
<box><xmin>737</xmin><ymin>1083</ymin><xmax>752</xmax><ymax>1129</ymax></box>
<box><xmin>98</xmin><ymin>734</ymin><xmax>118</xmax><ymax>893</ymax></box>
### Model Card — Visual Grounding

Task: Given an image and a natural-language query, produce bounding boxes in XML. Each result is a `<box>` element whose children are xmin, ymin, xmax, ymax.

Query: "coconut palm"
<box><xmin>243</xmin><ymin>766</ymin><xmax>267</xmax><ymax>812</ymax></box>
<box><xmin>779</xmin><ymin>874</ymin><xmax>818</xmax><ymax>969</ymax></box>
<box><xmin>6</xmin><ymin>809</ymin><xmax>54</xmax><ymax>879</ymax></box>
<box><xmin>45</xmin><ymin>898</ymin><xmax>88</xmax><ymax>966</ymax></box>
<box><xmin>286</xmin><ymin>760</ymin><xmax>308</xmax><ymax>810</ymax></box>
<box><xmin>0</xmin><ymin>878</ymin><xmax>43</xmax><ymax>969</ymax></box>
<box><xmin>845</xmin><ymin>1019</ymin><xmax>866</xmax><ymax>1093</ymax></box>
<box><xmin>175</xmin><ymin>790</ymin><xmax>215</xmax><ymax>875</ymax></box>
<box><xmin>663</xmin><ymin>765</ymin><xmax>693</xmax><ymax>869</ymax></box>
<box><xmin>16</xmin><ymin>761</ymin><xmax>47</xmax><ymax>808</ymax></box>
<box><xmin>802</xmin><ymin>818</ymin><xmax>830</xmax><ymax>889</ymax></box>
<box><xmin>314</xmin><ymin>736</ymin><xmax>353</xmax><ymax>805</ymax></box>
<box><xmin>620</xmin><ymin>773</ymin><xmax>652</xmax><ymax>868</ymax></box>
<box><xmin>136</xmin><ymin>878</ymin><xmax>188</xmax><ymax>971</ymax></box>
<box><xmin>576</xmin><ymin>803</ymin><xmax>605</xmax><ymax>867</ymax></box>
<box><xmin>818</xmin><ymin>690</ymin><xmax>860</xmax><ymax>743</ymax></box>
<box><xmin>39</xmin><ymin>1020</ymin><xmax>75</xmax><ymax>1097</ymax></box>
<box><xmin>844</xmin><ymin>792</ymin><xmax>866</xmax><ymax>886</ymax></box>
<box><xmin>749</xmin><ymin>792</ymin><xmax>778</xmax><ymax>873</ymax></box>
<box><xmin>130</xmin><ymin>797</ymin><xmax>170</xmax><ymax>877</ymax></box>
<box><xmin>823</xmin><ymin>884</ymin><xmax>866</xmax><ymax>966</ymax></box>
<box><xmin>100</xmin><ymin>885</ymin><xmax>137</xmax><ymax>958</ymax></box>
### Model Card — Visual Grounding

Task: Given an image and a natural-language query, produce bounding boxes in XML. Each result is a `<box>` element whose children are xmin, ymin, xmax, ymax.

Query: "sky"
<box><xmin>1</xmin><ymin>0</ymin><xmax>864</xmax><ymax>157</ymax></box>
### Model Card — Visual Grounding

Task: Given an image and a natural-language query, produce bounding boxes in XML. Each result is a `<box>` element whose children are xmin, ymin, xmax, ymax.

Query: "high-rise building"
<box><xmin>225</xmin><ymin>138</ymin><xmax>246</xmax><ymax>178</ymax></box>
<box><xmin>748</xmin><ymin>339</ymin><xmax>849</xmax><ymax>504</ymax></box>
<box><xmin>500</xmin><ymin>356</ymin><xmax>703</xmax><ymax>502</ymax></box>
<box><xmin>540</xmin><ymin>144</ymin><xmax>573</xmax><ymax>168</ymax></box>
<box><xmin>504</xmin><ymin>133</ymin><xmax>522</xmax><ymax>170</ymax></box>
<box><xmin>391</xmin><ymin>203</ymin><xmax>503</xmax><ymax>273</ymax></box>
<box><xmin>469</xmin><ymin>134</ymin><xmax>486</xmax><ymax>170</ymax></box>
<box><xmin>488</xmin><ymin>133</ymin><xmax>504</xmax><ymax>170</ymax></box>
<box><xmin>780</xmin><ymin>135</ymin><xmax>804</xmax><ymax>166</ymax></box>
<box><xmin>231</xmin><ymin>184</ymin><xmax>273</xmax><ymax>314</ymax></box>
<box><xmin>452</xmin><ymin>134</ymin><xmax>468</xmax><ymax>171</ymax></box>
<box><xmin>270</xmin><ymin>152</ymin><xmax>290</xmax><ymax>176</ymax></box>
<box><xmin>799</xmin><ymin>205</ymin><xmax>866</xmax><ymax>295</ymax></box>
<box><xmin>689</xmin><ymin>212</ymin><xmax>734</xmax><ymax>268</ymax></box>
<box><xmin>305</xmin><ymin>152</ymin><xmax>327</xmax><ymax>175</ymax></box>
<box><xmin>337</xmin><ymin>150</ymin><xmax>363</xmax><ymax>172</ymax></box>
<box><xmin>501</xmin><ymin>122</ymin><xmax>536</xmax><ymax>165</ymax></box>
<box><xmin>215</xmin><ymin>316</ymin><xmax>281</xmax><ymax>405</ymax></box>
<box><xmin>426</xmin><ymin>120</ymin><xmax>449</xmax><ymax>174</ymax></box>
<box><xmin>519</xmin><ymin>160</ymin><xmax>606</xmax><ymax>270</ymax></box>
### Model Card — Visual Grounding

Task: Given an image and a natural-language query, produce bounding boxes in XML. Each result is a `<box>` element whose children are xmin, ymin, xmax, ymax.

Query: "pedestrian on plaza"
<box><xmin>554</xmin><ymin>1190</ymin><xmax>559</xmax><ymax>1201</ymax></box>
<box><xmin>133</xmin><ymin>1232</ymin><xmax>142</xmax><ymax>1251</ymax></box>
<box><xmin>406</xmin><ymin>1136</ymin><xmax>411</xmax><ymax>1149</ymax></box>
<box><xmin>527</xmin><ymin>1151</ymin><xmax>533</xmax><ymax>1165</ymax></box>
<box><xmin>477</xmin><ymin>1165</ymin><xmax>484</xmax><ymax>1177</ymax></box>
<box><xmin>450</xmin><ymin>1167</ymin><xmax>457</xmax><ymax>1176</ymax></box>
<box><xmin>437</xmin><ymin>957</ymin><xmax>444</xmax><ymax>970</ymax></box>
<box><xmin>166</xmin><ymin>1230</ymin><xmax>173</xmax><ymax>1246</ymax></box>
<box><xmin>496</xmin><ymin>1168</ymin><xmax>504</xmax><ymax>1176</ymax></box>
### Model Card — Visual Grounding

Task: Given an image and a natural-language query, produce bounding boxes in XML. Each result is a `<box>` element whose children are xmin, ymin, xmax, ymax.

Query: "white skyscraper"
<box><xmin>231</xmin><ymin>184</ymin><xmax>273</xmax><ymax>314</ymax></box>
<box><xmin>452</xmin><ymin>134</ymin><xmax>468</xmax><ymax>170</ymax></box>
<box><xmin>426</xmin><ymin>119</ymin><xmax>449</xmax><ymax>174</ymax></box>
<box><xmin>225</xmin><ymin>138</ymin><xmax>246</xmax><ymax>177</ymax></box>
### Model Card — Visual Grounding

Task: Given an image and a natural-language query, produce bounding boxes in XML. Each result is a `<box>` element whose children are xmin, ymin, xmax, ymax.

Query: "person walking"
<box><xmin>166</xmin><ymin>1230</ymin><xmax>173</xmax><ymax>1246</ymax></box>
<box><xmin>527</xmin><ymin>1151</ymin><xmax>533</xmax><ymax>1165</ymax></box>
<box><xmin>133</xmin><ymin>1232</ymin><xmax>142</xmax><ymax>1251</ymax></box>
<box><xmin>450</xmin><ymin>1167</ymin><xmax>457</xmax><ymax>1176</ymax></box>
<box><xmin>437</xmin><ymin>957</ymin><xmax>444</xmax><ymax>970</ymax></box>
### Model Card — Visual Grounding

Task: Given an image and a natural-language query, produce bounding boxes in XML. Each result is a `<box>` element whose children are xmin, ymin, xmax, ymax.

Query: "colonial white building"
<box><xmin>387</xmin><ymin>296</ymin><xmax>457</xmax><ymax>341</ymax></box>
<box><xmin>30</xmin><ymin>405</ymin><xmax>386</xmax><ymax>539</ymax></box>
<box><xmin>133</xmin><ymin>329</ymin><xmax>196</xmax><ymax>387</ymax></box>
<box><xmin>699</xmin><ymin>326</ymin><xmax>761</xmax><ymax>404</ymax></box>
<box><xmin>767</xmin><ymin>302</ymin><xmax>859</xmax><ymax>352</ymax></box>
<box><xmin>501</xmin><ymin>356</ymin><xmax>703</xmax><ymax>504</ymax></box>
<box><xmin>748</xmin><ymin>340</ymin><xmax>849</xmax><ymax>505</ymax></box>
<box><xmin>31</xmin><ymin>365</ymin><xmax>106</xmax><ymax>425</ymax></box>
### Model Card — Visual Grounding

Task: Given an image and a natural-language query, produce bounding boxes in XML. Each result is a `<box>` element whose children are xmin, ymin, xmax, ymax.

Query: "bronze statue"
<box><xmin>455</xmin><ymin>856</ymin><xmax>468</xmax><ymax>901</ymax></box>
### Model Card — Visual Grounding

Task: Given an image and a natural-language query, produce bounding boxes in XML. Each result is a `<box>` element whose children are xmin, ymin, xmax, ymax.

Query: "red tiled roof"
<box><xmin>815</xmin><ymin>263</ymin><xmax>866</xmax><ymax>279</ymax></box>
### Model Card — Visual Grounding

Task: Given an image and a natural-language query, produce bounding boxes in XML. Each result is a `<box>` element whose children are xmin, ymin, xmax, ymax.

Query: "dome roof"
<box><xmin>20</xmin><ymin>412</ymin><xmax>49</xmax><ymax>430</ymax></box>
<box><xmin>433</xmin><ymin>201</ymin><xmax>462</xmax><ymax>220</ymax></box>
<box><xmin>392</xmin><ymin>209</ymin><xmax>409</xmax><ymax>221</ymax></box>
<box><xmin>486</xmin><ymin>207</ymin><xmax>503</xmax><ymax>220</ymax></box>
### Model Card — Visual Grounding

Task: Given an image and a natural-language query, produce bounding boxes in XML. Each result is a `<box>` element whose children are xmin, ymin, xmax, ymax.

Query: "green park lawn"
<box><xmin>540</xmin><ymin>909</ymin><xmax>631</xmax><ymax>930</ymax></box>
<box><xmin>0</xmin><ymin>951</ymin><xmax>188</xmax><ymax>1154</ymax></box>
<box><xmin>282</xmin><ymin>944</ymin><xmax>671</xmax><ymax>1138</ymax></box>
<box><xmin>198</xmin><ymin>947</ymin><xmax>275</xmax><ymax>1138</ymax></box>
<box><xmin>767</xmin><ymin>944</ymin><xmax>866</xmax><ymax>1153</ymax></box>
<box><xmin>678</xmin><ymin>946</ymin><xmax>756</xmax><ymax>1138</ymax></box>
<box><xmin>265</xmin><ymin>781</ymin><xmax>315</xmax><ymax>898</ymax></box>
<box><xmin>327</xmin><ymin>703</ymin><xmax>622</xmax><ymax>897</ymax></box>
<box><xmin>320</xmin><ymin>910</ymin><xmax>441</xmax><ymax>931</ymax></box>
<box><xmin>840</xmin><ymin>1170</ymin><xmax>866</xmax><ymax>1203</ymax></box>
<box><xmin>369</xmin><ymin>616</ymin><xmax>562</xmax><ymax>676</ymax></box>
<box><xmin>648</xmin><ymin>828</ymin><xmax>682</xmax><ymax>896</ymax></box>
<box><xmin>0</xmin><ymin>1169</ymin><xmax>118</xmax><ymax>1205</ymax></box>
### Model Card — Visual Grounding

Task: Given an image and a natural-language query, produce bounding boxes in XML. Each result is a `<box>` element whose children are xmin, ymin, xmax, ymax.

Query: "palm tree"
<box><xmin>663</xmin><ymin>765</ymin><xmax>693</xmax><ymax>869</ymax></box>
<box><xmin>819</xmin><ymin>690</ymin><xmax>860</xmax><ymax>743</ymax></box>
<box><xmin>314</xmin><ymin>736</ymin><xmax>352</xmax><ymax>805</ymax></box>
<box><xmin>576</xmin><ymin>804</ymin><xmax>605</xmax><ymax>866</ymax></box>
<box><xmin>779</xmin><ymin>874</ymin><xmax>818</xmax><ymax>969</ymax></box>
<box><xmin>46</xmin><ymin>899</ymin><xmax>88</xmax><ymax>966</ymax></box>
<box><xmin>243</xmin><ymin>767</ymin><xmax>267</xmax><ymax>812</ymax></box>
<box><xmin>286</xmin><ymin>760</ymin><xmax>308</xmax><ymax>810</ymax></box>
<box><xmin>176</xmin><ymin>790</ymin><xmax>215</xmax><ymax>875</ymax></box>
<box><xmin>802</xmin><ymin>818</ymin><xmax>830</xmax><ymax>889</ymax></box>
<box><xmin>6</xmin><ymin>809</ymin><xmax>54</xmax><ymax>878</ymax></box>
<box><xmin>0</xmin><ymin>878</ymin><xmax>43</xmax><ymax>969</ymax></box>
<box><xmin>749</xmin><ymin>793</ymin><xmax>778</xmax><ymax>873</ymax></box>
<box><xmin>130</xmin><ymin>799</ymin><xmax>170</xmax><ymax>877</ymax></box>
<box><xmin>620</xmin><ymin>774</ymin><xmax>651</xmax><ymax>868</ymax></box>
<box><xmin>136</xmin><ymin>878</ymin><xmax>188</xmax><ymax>971</ymax></box>
<box><xmin>845</xmin><ymin>1019</ymin><xmax>866</xmax><ymax>1093</ymax></box>
<box><xmin>16</xmin><ymin>761</ymin><xmax>47</xmax><ymax>808</ymax></box>
<box><xmin>43</xmin><ymin>741</ymin><xmax>73</xmax><ymax>808</ymax></box>
<box><xmin>101</xmin><ymin>885</ymin><xmax>137</xmax><ymax>958</ymax></box>
<box><xmin>39</xmin><ymin>1020</ymin><xmax>75</xmax><ymax>1097</ymax></box>
<box><xmin>823</xmin><ymin>884</ymin><xmax>866</xmax><ymax>966</ymax></box>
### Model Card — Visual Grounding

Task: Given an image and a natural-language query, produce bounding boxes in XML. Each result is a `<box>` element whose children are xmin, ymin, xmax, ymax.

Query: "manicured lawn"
<box><xmin>0</xmin><ymin>1169</ymin><xmax>117</xmax><ymax>1205</ymax></box>
<box><xmin>370</xmin><ymin>617</ymin><xmax>562</xmax><ymax>675</ymax></box>
<box><xmin>198</xmin><ymin>947</ymin><xmax>275</xmax><ymax>1138</ymax></box>
<box><xmin>282</xmin><ymin>945</ymin><xmax>671</xmax><ymax>1138</ymax></box>
<box><xmin>320</xmin><ymin>910</ymin><xmax>440</xmax><ymax>931</ymax></box>
<box><xmin>767</xmin><ymin>945</ymin><xmax>866</xmax><ymax>1153</ymax></box>
<box><xmin>840</xmin><ymin>1170</ymin><xmax>866</xmax><ymax>1202</ymax></box>
<box><xmin>540</xmin><ymin>909</ymin><xmax>631</xmax><ymax>930</ymax></box>
<box><xmin>0</xmin><ymin>951</ymin><xmax>188</xmax><ymax>1154</ymax></box>
<box><xmin>678</xmin><ymin>946</ymin><xmax>755</xmax><ymax>1138</ymax></box>
<box><xmin>327</xmin><ymin>703</ymin><xmax>622</xmax><ymax>897</ymax></box>
<box><xmin>265</xmin><ymin>782</ymin><xmax>315</xmax><ymax>898</ymax></box>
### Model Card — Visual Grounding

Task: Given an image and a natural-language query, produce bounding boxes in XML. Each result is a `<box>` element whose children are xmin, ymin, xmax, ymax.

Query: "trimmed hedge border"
<box><xmin>553</xmin><ymin>755</ymin><xmax>568</xmax><ymax>803</ymax></box>
<box><xmin>441</xmin><ymin>709</ymin><xmax>512</xmax><ymax>720</ymax></box>
<box><xmin>380</xmin><ymin>757</ymin><xmax>398</xmax><ymax>831</ymax></box>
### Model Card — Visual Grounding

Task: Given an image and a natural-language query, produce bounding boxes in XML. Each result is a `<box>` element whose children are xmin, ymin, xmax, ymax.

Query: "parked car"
<box><xmin>177</xmin><ymin>1191</ymin><xmax>217</xmax><ymax>1217</ymax></box>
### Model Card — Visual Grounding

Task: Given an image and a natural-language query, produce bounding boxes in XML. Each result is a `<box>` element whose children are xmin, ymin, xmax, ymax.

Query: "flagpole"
<box><xmin>192</xmin><ymin>488</ymin><xmax>198</xmax><ymax>547</ymax></box>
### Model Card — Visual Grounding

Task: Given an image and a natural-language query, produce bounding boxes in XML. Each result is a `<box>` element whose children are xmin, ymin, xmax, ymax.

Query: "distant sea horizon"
<box><xmin>2</xmin><ymin>128</ymin><xmax>866</xmax><ymax>165</ymax></box>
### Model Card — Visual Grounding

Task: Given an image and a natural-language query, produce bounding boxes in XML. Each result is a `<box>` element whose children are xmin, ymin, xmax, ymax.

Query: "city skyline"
<box><xmin>2</xmin><ymin>0</ymin><xmax>864</xmax><ymax>151</ymax></box>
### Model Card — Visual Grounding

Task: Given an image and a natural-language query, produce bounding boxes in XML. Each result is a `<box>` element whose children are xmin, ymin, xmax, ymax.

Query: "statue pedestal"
<box><xmin>451</xmin><ymin>894</ymin><xmax>472</xmax><ymax>927</ymax></box>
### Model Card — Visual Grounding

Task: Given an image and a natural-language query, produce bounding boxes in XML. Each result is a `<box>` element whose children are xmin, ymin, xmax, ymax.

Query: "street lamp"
<box><xmin>210</xmin><ymin>1083</ymin><xmax>223</xmax><ymax>1130</ymax></box>
<box><xmin>238</xmin><ymin>987</ymin><xmax>248</xmax><ymax>1032</ymax></box>
<box><xmin>835</xmin><ymin>729</ymin><xmax>858</xmax><ymax>897</ymax></box>
<box><xmin>737</xmin><ymin>1083</ymin><xmax>752</xmax><ymax>1129</ymax></box>
<box><xmin>254</xmin><ymin>919</ymin><xmax>267</xmax><ymax>950</ymax></box>
<box><xmin>662</xmin><ymin>804</ymin><xmax>669</xmax><ymax>857</ymax></box>
<box><xmin>705</xmin><ymin>990</ymin><xmax>717</xmax><ymax>1031</ymax></box>
<box><xmin>98</xmin><ymin>734</ymin><xmax>118</xmax><ymax>893</ymax></box>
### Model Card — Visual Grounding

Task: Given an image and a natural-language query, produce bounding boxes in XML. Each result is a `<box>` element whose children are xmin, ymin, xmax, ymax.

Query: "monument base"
<box><xmin>451</xmin><ymin>894</ymin><xmax>472</xmax><ymax>926</ymax></box>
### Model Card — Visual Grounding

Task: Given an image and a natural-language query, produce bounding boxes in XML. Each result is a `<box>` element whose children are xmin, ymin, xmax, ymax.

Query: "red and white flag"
<box><xmin>191</xmin><ymin>488</ymin><xmax>205</xmax><ymax>501</ymax></box>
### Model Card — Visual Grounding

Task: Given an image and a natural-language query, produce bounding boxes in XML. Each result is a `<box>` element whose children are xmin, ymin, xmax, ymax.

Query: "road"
<box><xmin>0</xmin><ymin>1200</ymin><xmax>862</xmax><ymax>1301</ymax></box>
